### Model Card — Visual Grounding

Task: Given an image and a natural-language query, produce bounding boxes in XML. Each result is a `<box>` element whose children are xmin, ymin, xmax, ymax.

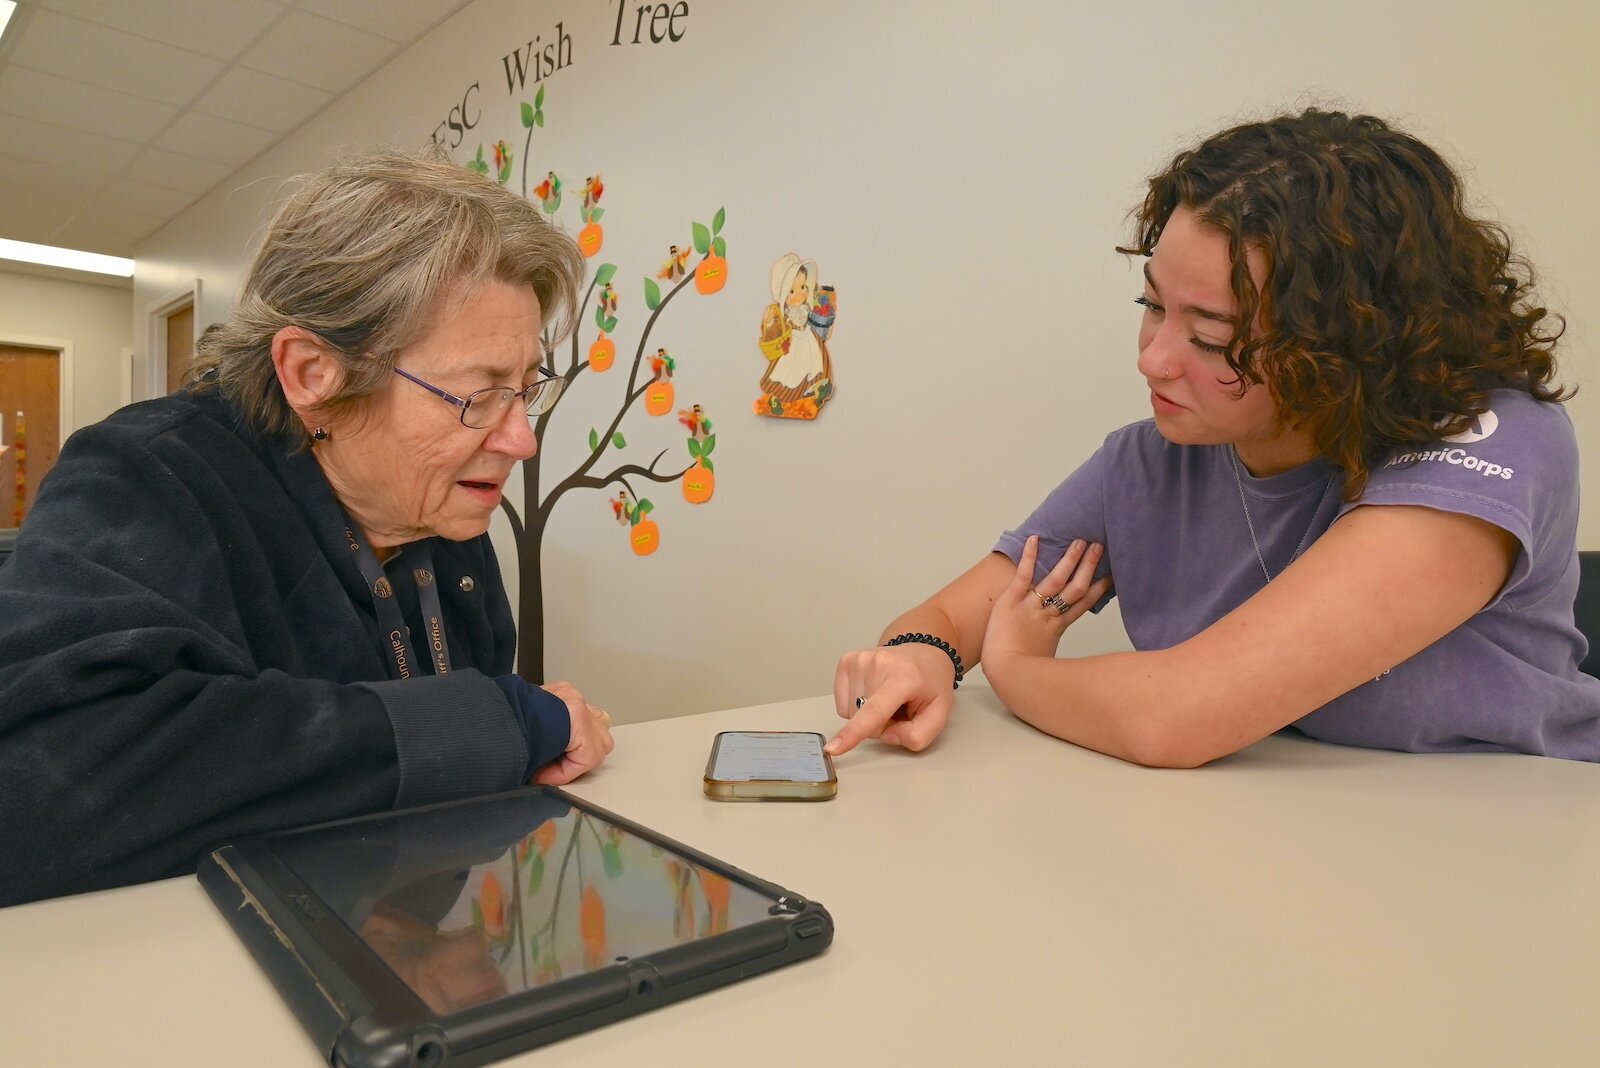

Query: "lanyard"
<box><xmin>341</xmin><ymin>513</ymin><xmax>451</xmax><ymax>680</ymax></box>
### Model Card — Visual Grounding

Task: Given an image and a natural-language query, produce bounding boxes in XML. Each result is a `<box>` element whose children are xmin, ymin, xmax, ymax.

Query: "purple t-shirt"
<box><xmin>995</xmin><ymin>388</ymin><xmax>1600</xmax><ymax>761</ymax></box>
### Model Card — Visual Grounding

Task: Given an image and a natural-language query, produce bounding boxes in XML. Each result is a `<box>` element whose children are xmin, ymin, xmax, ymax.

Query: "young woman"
<box><xmin>831</xmin><ymin>109</ymin><xmax>1598</xmax><ymax>766</ymax></box>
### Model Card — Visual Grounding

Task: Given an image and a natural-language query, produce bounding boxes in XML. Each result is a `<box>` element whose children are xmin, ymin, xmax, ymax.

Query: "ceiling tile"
<box><xmin>13</xmin><ymin>8</ymin><xmax>225</xmax><ymax>106</ymax></box>
<box><xmin>0</xmin><ymin>214</ymin><xmax>85</xmax><ymax>248</ymax></box>
<box><xmin>190</xmin><ymin>66</ymin><xmax>332</xmax><ymax>134</ymax></box>
<box><xmin>0</xmin><ymin>177</ymin><xmax>81</xmax><ymax>228</ymax></box>
<box><xmin>0</xmin><ymin>153</ymin><xmax>102</xmax><ymax>196</ymax></box>
<box><xmin>297</xmin><ymin>0</ymin><xmax>472</xmax><ymax>43</ymax></box>
<box><xmin>154</xmin><ymin>111</ymin><xmax>278</xmax><ymax>168</ymax></box>
<box><xmin>123</xmin><ymin>148</ymin><xmax>237</xmax><ymax>196</ymax></box>
<box><xmin>0</xmin><ymin>112</ymin><xmax>143</xmax><ymax>172</ymax></box>
<box><xmin>0</xmin><ymin>66</ymin><xmax>179</xmax><ymax>142</ymax></box>
<box><xmin>88</xmin><ymin>180</ymin><xmax>199</xmax><ymax>221</ymax></box>
<box><xmin>35</xmin><ymin>0</ymin><xmax>287</xmax><ymax>61</ymax></box>
<box><xmin>239</xmin><ymin>10</ymin><xmax>397</xmax><ymax>95</ymax></box>
<box><xmin>52</xmin><ymin>214</ymin><xmax>156</xmax><ymax>253</ymax></box>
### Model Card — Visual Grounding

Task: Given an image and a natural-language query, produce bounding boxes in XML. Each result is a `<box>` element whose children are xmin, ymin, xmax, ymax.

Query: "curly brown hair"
<box><xmin>1119</xmin><ymin>108</ymin><xmax>1568</xmax><ymax>499</ymax></box>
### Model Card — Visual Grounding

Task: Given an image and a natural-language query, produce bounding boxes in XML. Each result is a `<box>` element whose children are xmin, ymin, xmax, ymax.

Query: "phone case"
<box><xmin>703</xmin><ymin>731</ymin><xmax>839</xmax><ymax>801</ymax></box>
<box><xmin>197</xmin><ymin>787</ymin><xmax>833</xmax><ymax>1068</ymax></box>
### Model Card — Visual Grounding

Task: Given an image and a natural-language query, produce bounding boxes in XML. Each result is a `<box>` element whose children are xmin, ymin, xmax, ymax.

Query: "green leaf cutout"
<box><xmin>700</xmin><ymin>456</ymin><xmax>714</xmax><ymax>474</ymax></box>
<box><xmin>590</xmin><ymin>207</ymin><xmax>604</xmax><ymax>222</ymax></box>
<box><xmin>691</xmin><ymin>221</ymin><xmax>711</xmax><ymax>256</ymax></box>
<box><xmin>594</xmin><ymin>304</ymin><xmax>607</xmax><ymax>330</ymax></box>
<box><xmin>528</xmin><ymin>853</ymin><xmax>544</xmax><ymax>894</ymax></box>
<box><xmin>588</xmin><ymin>428</ymin><xmax>599</xmax><ymax>452</ymax></box>
<box><xmin>687</xmin><ymin>438</ymin><xmax>702</xmax><ymax>458</ymax></box>
<box><xmin>535</xmin><ymin>84</ymin><xmax>545</xmax><ymax>109</ymax></box>
<box><xmin>534</xmin><ymin>110</ymin><xmax>545</xmax><ymax>128</ymax></box>
<box><xmin>639</xmin><ymin>498</ymin><xmax>654</xmax><ymax>515</ymax></box>
<box><xmin>712</xmin><ymin>235</ymin><xmax>726</xmax><ymax>258</ymax></box>
<box><xmin>497</xmin><ymin>158</ymin><xmax>513</xmax><ymax>185</ymax></box>
<box><xmin>701</xmin><ymin>433</ymin><xmax>716</xmax><ymax>455</ymax></box>
<box><xmin>612</xmin><ymin>432</ymin><xmax>626</xmax><ymax>449</ymax></box>
<box><xmin>544</xmin><ymin>190</ymin><xmax>561</xmax><ymax>213</ymax></box>
<box><xmin>644</xmin><ymin>277</ymin><xmax>661</xmax><ymax>311</ymax></box>
<box><xmin>521</xmin><ymin>102</ymin><xmax>534</xmax><ymax>128</ymax></box>
<box><xmin>603</xmin><ymin>316</ymin><xmax>618</xmax><ymax>334</ymax></box>
<box><xmin>602</xmin><ymin>843</ymin><xmax>623</xmax><ymax>880</ymax></box>
<box><xmin>595</xmin><ymin>262</ymin><xmax>618</xmax><ymax>286</ymax></box>
<box><xmin>712</xmin><ymin>207</ymin><xmax>725</xmax><ymax>235</ymax></box>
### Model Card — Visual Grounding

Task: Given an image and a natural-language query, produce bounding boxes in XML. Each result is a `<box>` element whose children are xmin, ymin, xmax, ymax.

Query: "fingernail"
<box><xmin>824</xmin><ymin>739</ymin><xmax>841</xmax><ymax>755</ymax></box>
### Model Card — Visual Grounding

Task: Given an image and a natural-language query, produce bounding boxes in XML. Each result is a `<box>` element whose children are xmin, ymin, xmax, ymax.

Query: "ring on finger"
<box><xmin>1043</xmin><ymin>594</ymin><xmax>1071</xmax><ymax>614</ymax></box>
<box><xmin>855</xmin><ymin>696</ymin><xmax>867</xmax><ymax>711</ymax></box>
<box><xmin>1031</xmin><ymin>587</ymin><xmax>1050</xmax><ymax>608</ymax></box>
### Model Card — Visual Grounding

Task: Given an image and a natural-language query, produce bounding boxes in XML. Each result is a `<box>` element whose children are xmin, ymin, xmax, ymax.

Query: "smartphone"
<box><xmin>703</xmin><ymin>731</ymin><xmax>838</xmax><ymax>801</ymax></box>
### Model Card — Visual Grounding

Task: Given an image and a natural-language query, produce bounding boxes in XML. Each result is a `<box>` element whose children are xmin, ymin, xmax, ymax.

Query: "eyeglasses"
<box><xmin>393</xmin><ymin>363</ymin><xmax>565</xmax><ymax>429</ymax></box>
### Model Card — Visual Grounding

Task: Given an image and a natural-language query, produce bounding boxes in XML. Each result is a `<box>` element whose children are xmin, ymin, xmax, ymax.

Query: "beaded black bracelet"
<box><xmin>884</xmin><ymin>632</ymin><xmax>965</xmax><ymax>689</ymax></box>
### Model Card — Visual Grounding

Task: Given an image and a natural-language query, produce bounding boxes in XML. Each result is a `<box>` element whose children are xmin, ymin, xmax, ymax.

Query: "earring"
<box><xmin>311</xmin><ymin>427</ymin><xmax>330</xmax><ymax>441</ymax></box>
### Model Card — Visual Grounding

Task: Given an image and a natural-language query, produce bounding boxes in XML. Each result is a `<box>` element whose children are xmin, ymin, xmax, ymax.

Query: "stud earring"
<box><xmin>311</xmin><ymin>427</ymin><xmax>330</xmax><ymax>441</ymax></box>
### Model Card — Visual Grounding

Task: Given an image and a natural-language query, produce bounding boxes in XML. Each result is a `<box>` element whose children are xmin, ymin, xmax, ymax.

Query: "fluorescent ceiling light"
<box><xmin>0</xmin><ymin>3</ymin><xmax>15</xmax><ymax>43</ymax></box>
<box><xmin>0</xmin><ymin>238</ymin><xmax>135</xmax><ymax>277</ymax></box>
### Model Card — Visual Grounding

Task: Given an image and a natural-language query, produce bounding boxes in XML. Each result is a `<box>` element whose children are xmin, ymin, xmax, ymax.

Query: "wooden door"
<box><xmin>0</xmin><ymin>344</ymin><xmax>62</xmax><ymax>527</ymax></box>
<box><xmin>166</xmin><ymin>302</ymin><xmax>195</xmax><ymax>394</ymax></box>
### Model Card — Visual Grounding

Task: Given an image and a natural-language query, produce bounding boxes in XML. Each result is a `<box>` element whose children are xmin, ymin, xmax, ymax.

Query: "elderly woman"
<box><xmin>0</xmin><ymin>149</ymin><xmax>613</xmax><ymax>907</ymax></box>
<box><xmin>832</xmin><ymin>109</ymin><xmax>1599</xmax><ymax>765</ymax></box>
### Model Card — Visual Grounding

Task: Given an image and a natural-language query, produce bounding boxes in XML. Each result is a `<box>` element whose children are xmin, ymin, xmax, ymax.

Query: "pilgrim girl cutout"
<box><xmin>755</xmin><ymin>252</ymin><xmax>837</xmax><ymax>420</ymax></box>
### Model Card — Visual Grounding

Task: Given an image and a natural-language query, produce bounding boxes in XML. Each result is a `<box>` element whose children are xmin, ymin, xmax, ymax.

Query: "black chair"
<box><xmin>1579</xmin><ymin>551</ymin><xmax>1600</xmax><ymax>679</ymax></box>
<box><xmin>0</xmin><ymin>528</ymin><xmax>15</xmax><ymax>569</ymax></box>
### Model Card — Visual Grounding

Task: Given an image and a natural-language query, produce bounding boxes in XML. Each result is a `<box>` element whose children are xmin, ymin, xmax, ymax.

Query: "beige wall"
<box><xmin>0</xmin><ymin>268</ymin><xmax>132</xmax><ymax>433</ymax></box>
<box><xmin>134</xmin><ymin>0</ymin><xmax>1600</xmax><ymax>723</ymax></box>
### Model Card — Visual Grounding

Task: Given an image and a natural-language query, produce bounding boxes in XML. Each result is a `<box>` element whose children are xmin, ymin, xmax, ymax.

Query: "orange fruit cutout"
<box><xmin>577</xmin><ymin>222</ymin><xmax>604</xmax><ymax>257</ymax></box>
<box><xmin>694</xmin><ymin>254</ymin><xmax>727</xmax><ymax>295</ymax></box>
<box><xmin>631</xmin><ymin>518</ymin><xmax>660</xmax><ymax>556</ymax></box>
<box><xmin>480</xmin><ymin>871</ymin><xmax>505</xmax><ymax>936</ymax></box>
<box><xmin>532</xmin><ymin>819</ymin><xmax>557</xmax><ymax>855</ymax></box>
<box><xmin>579</xmin><ymin>885</ymin><xmax>607</xmax><ymax>969</ymax></box>
<box><xmin>697</xmin><ymin>869</ymin><xmax>731</xmax><ymax>934</ymax></box>
<box><xmin>589</xmin><ymin>334</ymin><xmax>615</xmax><ymax>372</ymax></box>
<box><xmin>682</xmin><ymin>460</ymin><xmax>714</xmax><ymax>504</ymax></box>
<box><xmin>644</xmin><ymin>381</ymin><xmax>675</xmax><ymax>416</ymax></box>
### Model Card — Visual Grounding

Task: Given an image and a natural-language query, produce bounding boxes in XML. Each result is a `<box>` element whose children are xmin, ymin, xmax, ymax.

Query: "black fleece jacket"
<box><xmin>0</xmin><ymin>387</ymin><xmax>566</xmax><ymax>906</ymax></box>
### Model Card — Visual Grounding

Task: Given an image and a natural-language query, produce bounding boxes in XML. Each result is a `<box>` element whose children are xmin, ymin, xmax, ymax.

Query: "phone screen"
<box><xmin>710</xmin><ymin>731</ymin><xmax>830</xmax><ymax>782</ymax></box>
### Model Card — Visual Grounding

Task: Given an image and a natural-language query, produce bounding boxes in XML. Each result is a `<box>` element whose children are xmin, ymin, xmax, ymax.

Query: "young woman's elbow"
<box><xmin>1119</xmin><ymin>722</ymin><xmax>1224</xmax><ymax>769</ymax></box>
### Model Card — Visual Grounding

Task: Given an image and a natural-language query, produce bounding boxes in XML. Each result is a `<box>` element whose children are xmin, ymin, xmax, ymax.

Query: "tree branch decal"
<box><xmin>476</xmin><ymin>88</ymin><xmax>729</xmax><ymax>681</ymax></box>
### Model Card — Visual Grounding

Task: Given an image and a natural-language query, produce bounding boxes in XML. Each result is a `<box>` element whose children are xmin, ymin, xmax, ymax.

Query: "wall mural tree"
<box><xmin>466</xmin><ymin>86</ymin><xmax>728</xmax><ymax>681</ymax></box>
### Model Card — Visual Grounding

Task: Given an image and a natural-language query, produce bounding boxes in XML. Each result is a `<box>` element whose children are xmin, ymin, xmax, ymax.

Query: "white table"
<box><xmin>2</xmin><ymin>688</ymin><xmax>1596</xmax><ymax>1066</ymax></box>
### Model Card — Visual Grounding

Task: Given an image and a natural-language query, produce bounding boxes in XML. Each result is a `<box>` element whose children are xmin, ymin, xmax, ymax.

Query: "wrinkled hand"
<box><xmin>984</xmin><ymin>536</ymin><xmax>1112</xmax><ymax>667</ymax></box>
<box><xmin>826</xmin><ymin>641</ymin><xmax>958</xmax><ymax>756</ymax></box>
<box><xmin>533</xmin><ymin>680</ymin><xmax>615</xmax><ymax>785</ymax></box>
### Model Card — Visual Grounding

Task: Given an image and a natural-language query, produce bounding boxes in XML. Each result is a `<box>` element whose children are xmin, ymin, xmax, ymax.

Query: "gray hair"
<box><xmin>192</xmin><ymin>145</ymin><xmax>585</xmax><ymax>442</ymax></box>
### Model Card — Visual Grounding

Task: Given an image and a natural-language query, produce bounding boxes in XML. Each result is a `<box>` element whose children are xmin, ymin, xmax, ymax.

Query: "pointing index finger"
<box><xmin>825</xmin><ymin>683</ymin><xmax>906</xmax><ymax>755</ymax></box>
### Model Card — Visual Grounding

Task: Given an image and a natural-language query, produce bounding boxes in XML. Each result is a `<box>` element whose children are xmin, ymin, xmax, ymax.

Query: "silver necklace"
<box><xmin>1227</xmin><ymin>447</ymin><xmax>1337</xmax><ymax>584</ymax></box>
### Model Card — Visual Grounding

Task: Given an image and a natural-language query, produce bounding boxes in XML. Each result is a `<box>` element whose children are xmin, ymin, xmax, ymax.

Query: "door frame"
<box><xmin>0</xmin><ymin>333</ymin><xmax>73</xmax><ymax>447</ymax></box>
<box><xmin>145</xmin><ymin>280</ymin><xmax>202</xmax><ymax>398</ymax></box>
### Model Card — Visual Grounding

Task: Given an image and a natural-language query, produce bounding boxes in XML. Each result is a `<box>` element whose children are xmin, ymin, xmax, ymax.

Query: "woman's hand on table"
<box><xmin>826</xmin><ymin>641</ymin><xmax>959</xmax><ymax>756</ymax></box>
<box><xmin>532</xmin><ymin>680</ymin><xmax>615</xmax><ymax>785</ymax></box>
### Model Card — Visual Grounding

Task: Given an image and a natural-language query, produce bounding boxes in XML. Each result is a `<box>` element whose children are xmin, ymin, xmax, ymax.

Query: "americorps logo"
<box><xmin>1441</xmin><ymin>410</ymin><xmax>1498</xmax><ymax>444</ymax></box>
<box><xmin>1383</xmin><ymin>407</ymin><xmax>1514</xmax><ymax>480</ymax></box>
